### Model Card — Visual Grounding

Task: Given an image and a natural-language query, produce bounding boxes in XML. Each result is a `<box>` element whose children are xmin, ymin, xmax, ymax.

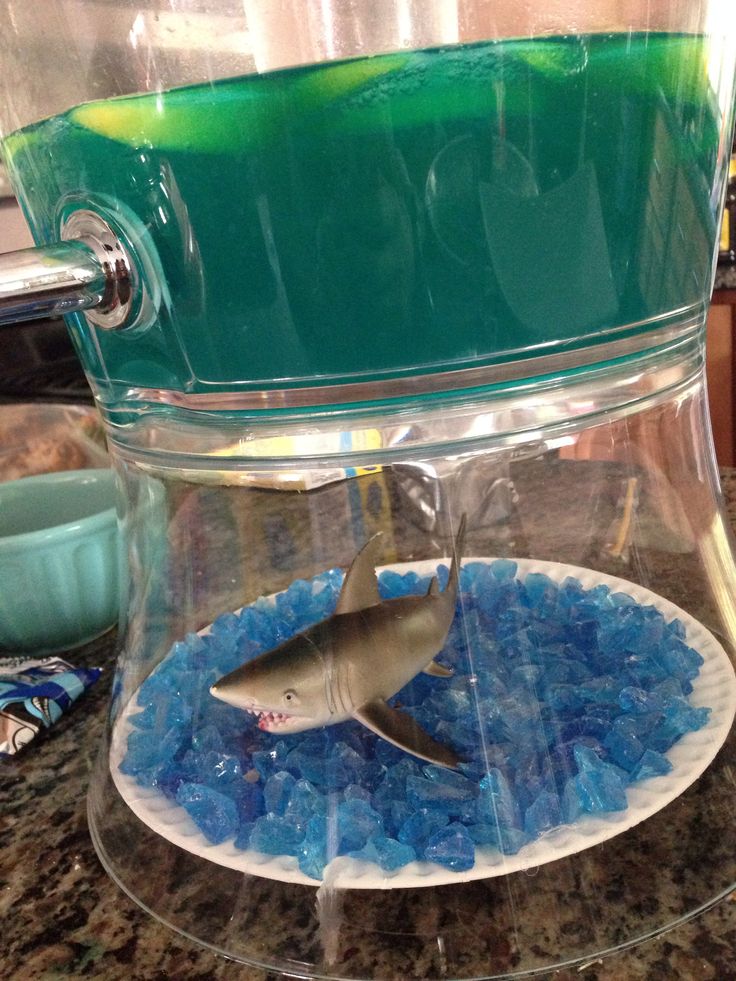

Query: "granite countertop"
<box><xmin>4</xmin><ymin>470</ymin><xmax>736</xmax><ymax>981</ymax></box>
<box><xmin>714</xmin><ymin>267</ymin><xmax>736</xmax><ymax>291</ymax></box>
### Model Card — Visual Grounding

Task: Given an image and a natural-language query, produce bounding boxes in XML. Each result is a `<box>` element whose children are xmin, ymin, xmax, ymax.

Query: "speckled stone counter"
<box><xmin>4</xmin><ymin>469</ymin><xmax>736</xmax><ymax>981</ymax></box>
<box><xmin>714</xmin><ymin>267</ymin><xmax>736</xmax><ymax>290</ymax></box>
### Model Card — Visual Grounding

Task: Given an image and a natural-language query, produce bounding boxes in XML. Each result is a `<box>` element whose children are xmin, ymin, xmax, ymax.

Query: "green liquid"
<box><xmin>4</xmin><ymin>33</ymin><xmax>724</xmax><ymax>399</ymax></box>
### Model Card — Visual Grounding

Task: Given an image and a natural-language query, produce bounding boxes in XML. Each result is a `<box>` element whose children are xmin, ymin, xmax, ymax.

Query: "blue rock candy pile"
<box><xmin>120</xmin><ymin>561</ymin><xmax>710</xmax><ymax>880</ymax></box>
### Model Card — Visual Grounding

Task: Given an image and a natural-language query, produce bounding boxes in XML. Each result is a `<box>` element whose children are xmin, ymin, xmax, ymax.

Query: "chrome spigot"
<box><xmin>0</xmin><ymin>209</ymin><xmax>135</xmax><ymax>329</ymax></box>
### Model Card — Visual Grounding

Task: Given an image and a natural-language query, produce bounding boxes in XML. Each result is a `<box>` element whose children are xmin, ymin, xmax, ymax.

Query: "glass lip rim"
<box><xmin>0</xmin><ymin>25</ymin><xmax>724</xmax><ymax>140</ymax></box>
<box><xmin>88</xmin><ymin>759</ymin><xmax>736</xmax><ymax>981</ymax></box>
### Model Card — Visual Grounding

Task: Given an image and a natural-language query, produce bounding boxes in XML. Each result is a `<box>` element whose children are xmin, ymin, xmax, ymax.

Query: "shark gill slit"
<box><xmin>323</xmin><ymin>645</ymin><xmax>345</xmax><ymax>719</ymax></box>
<box><xmin>333</xmin><ymin>653</ymin><xmax>350</xmax><ymax>718</ymax></box>
<box><xmin>303</xmin><ymin>632</ymin><xmax>337</xmax><ymax>718</ymax></box>
<box><xmin>324</xmin><ymin>651</ymin><xmax>341</xmax><ymax>718</ymax></box>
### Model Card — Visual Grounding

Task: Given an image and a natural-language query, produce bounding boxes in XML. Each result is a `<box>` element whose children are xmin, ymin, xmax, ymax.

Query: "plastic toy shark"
<box><xmin>210</xmin><ymin>516</ymin><xmax>466</xmax><ymax>768</ymax></box>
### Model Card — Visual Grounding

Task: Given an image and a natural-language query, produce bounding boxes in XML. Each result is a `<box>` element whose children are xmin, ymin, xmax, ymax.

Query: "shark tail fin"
<box><xmin>445</xmin><ymin>513</ymin><xmax>467</xmax><ymax>603</ymax></box>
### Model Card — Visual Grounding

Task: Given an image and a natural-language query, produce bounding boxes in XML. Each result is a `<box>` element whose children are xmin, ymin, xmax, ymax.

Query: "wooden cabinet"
<box><xmin>707</xmin><ymin>290</ymin><xmax>736</xmax><ymax>466</ymax></box>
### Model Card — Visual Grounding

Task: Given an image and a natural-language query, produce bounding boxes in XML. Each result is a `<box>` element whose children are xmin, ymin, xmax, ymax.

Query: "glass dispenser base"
<box><xmin>89</xmin><ymin>336</ymin><xmax>736</xmax><ymax>979</ymax></box>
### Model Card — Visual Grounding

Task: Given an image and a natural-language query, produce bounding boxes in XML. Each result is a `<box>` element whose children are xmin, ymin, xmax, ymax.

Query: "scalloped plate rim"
<box><xmin>110</xmin><ymin>556</ymin><xmax>736</xmax><ymax>889</ymax></box>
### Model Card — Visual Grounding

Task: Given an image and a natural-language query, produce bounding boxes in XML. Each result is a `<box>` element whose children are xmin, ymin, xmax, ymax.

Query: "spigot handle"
<box><xmin>0</xmin><ymin>210</ymin><xmax>134</xmax><ymax>329</ymax></box>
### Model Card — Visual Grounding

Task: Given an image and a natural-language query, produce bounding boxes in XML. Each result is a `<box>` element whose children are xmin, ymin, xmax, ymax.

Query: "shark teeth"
<box><xmin>244</xmin><ymin>706</ymin><xmax>292</xmax><ymax>730</ymax></box>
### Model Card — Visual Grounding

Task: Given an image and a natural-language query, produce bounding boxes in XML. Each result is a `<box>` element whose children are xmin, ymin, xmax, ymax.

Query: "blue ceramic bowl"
<box><xmin>0</xmin><ymin>468</ymin><xmax>120</xmax><ymax>653</ymax></box>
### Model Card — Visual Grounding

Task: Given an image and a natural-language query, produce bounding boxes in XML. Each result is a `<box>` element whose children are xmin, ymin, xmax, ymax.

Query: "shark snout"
<box><xmin>209</xmin><ymin>681</ymin><xmax>256</xmax><ymax>710</ymax></box>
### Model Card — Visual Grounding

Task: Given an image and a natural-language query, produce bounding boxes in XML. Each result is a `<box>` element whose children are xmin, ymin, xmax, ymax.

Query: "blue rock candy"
<box><xmin>513</xmin><ymin>754</ymin><xmax>556</xmax><ymax>810</ymax></box>
<box><xmin>233</xmin><ymin>822</ymin><xmax>256</xmax><ymax>850</ymax></box>
<box><xmin>618</xmin><ymin>686</ymin><xmax>665</xmax><ymax>715</ymax></box>
<box><xmin>298</xmin><ymin>814</ymin><xmax>330</xmax><ymax>880</ymax></box>
<box><xmin>436</xmin><ymin>687</ymin><xmax>473</xmax><ymax>720</ymax></box>
<box><xmin>248</xmin><ymin>813</ymin><xmax>305</xmax><ymax>856</ymax></box>
<box><xmin>435</xmin><ymin>719</ymin><xmax>481</xmax><ymax>755</ymax></box>
<box><xmin>286</xmin><ymin>778</ymin><xmax>328</xmax><ymax>821</ymax></box>
<box><xmin>119</xmin><ymin>726</ymin><xmax>183</xmax><ymax>777</ymax></box>
<box><xmin>603</xmin><ymin>720</ymin><xmax>645</xmax><ymax>772</ymax></box>
<box><xmin>511</xmin><ymin>663</ymin><xmax>543</xmax><ymax>687</ymax></box>
<box><xmin>343</xmin><ymin>783</ymin><xmax>372</xmax><ymax>802</ymax></box>
<box><xmin>547</xmin><ymin>685</ymin><xmax>586</xmax><ymax>713</ymax></box>
<box><xmin>557</xmin><ymin>577</ymin><xmax>586</xmax><ymax>612</ymax></box>
<box><xmin>656</xmin><ymin>639</ymin><xmax>704</xmax><ymax>682</ymax></box>
<box><xmin>121</xmin><ymin>554</ymin><xmax>713</xmax><ymax>879</ymax></box>
<box><xmin>251</xmin><ymin>738</ymin><xmax>292</xmax><ymax>779</ymax></box>
<box><xmin>561</xmin><ymin>778</ymin><xmax>583</xmax><ymax>823</ymax></box>
<box><xmin>476</xmin><ymin>578</ymin><xmax>517</xmax><ymax>619</ymax></box>
<box><xmin>571</xmin><ymin>769</ymin><xmax>627</xmax><ymax>814</ymax></box>
<box><xmin>611</xmin><ymin>591</ymin><xmax>637</xmax><ymax>608</ymax></box>
<box><xmin>662</xmin><ymin>697</ymin><xmax>710</xmax><ymax>735</ymax></box>
<box><xmin>425</xmin><ymin>823</ymin><xmax>475</xmax><ymax>871</ymax></box>
<box><xmin>128</xmin><ymin>703</ymin><xmax>157</xmax><ymax>731</ymax></box>
<box><xmin>596</xmin><ymin>608</ymin><xmax>644</xmax><ymax>657</ymax></box>
<box><xmin>571</xmin><ymin>745</ymin><xmax>628</xmax><ymax>813</ymax></box>
<box><xmin>477</xmin><ymin>768</ymin><xmax>521</xmax><ymax>830</ymax></box>
<box><xmin>462</xmin><ymin>561</ymin><xmax>490</xmax><ymax>592</ymax></box>
<box><xmin>524</xmin><ymin>791</ymin><xmax>563</xmax><ymax>837</ymax></box>
<box><xmin>239</xmin><ymin>604</ymin><xmax>280</xmax><ymax>652</ymax></box>
<box><xmin>210</xmin><ymin>610</ymin><xmax>241</xmax><ymax>638</ymax></box>
<box><xmin>335</xmin><ymin>799</ymin><xmax>384</xmax><ymax>852</ymax></box>
<box><xmin>631</xmin><ymin>748</ymin><xmax>674</xmax><ymax>781</ymax></box>
<box><xmin>327</xmin><ymin>741</ymin><xmax>369</xmax><ymax>788</ymax></box>
<box><xmin>285</xmin><ymin>741</ymin><xmax>330</xmax><ymax>786</ymax></box>
<box><xmin>264</xmin><ymin>771</ymin><xmax>297</xmax><ymax>816</ymax></box>
<box><xmin>132</xmin><ymin>690</ymin><xmax>194</xmax><ymax>735</ymax></box>
<box><xmin>351</xmin><ymin>836</ymin><xmax>417</xmax><ymax>871</ymax></box>
<box><xmin>623</xmin><ymin>608</ymin><xmax>666</xmax><ymax>656</ymax></box>
<box><xmin>175</xmin><ymin>782</ymin><xmax>240</xmax><ymax>844</ymax></box>
<box><xmin>398</xmin><ymin>808</ymin><xmax>450</xmax><ymax>850</ymax></box>
<box><xmin>180</xmin><ymin>749</ymin><xmax>242</xmax><ymax>788</ymax></box>
<box><xmin>190</xmin><ymin>723</ymin><xmax>225</xmax><ymax>753</ymax></box>
<box><xmin>406</xmin><ymin>770</ymin><xmax>478</xmax><ymax>816</ymax></box>
<box><xmin>233</xmin><ymin>778</ymin><xmax>265</xmax><ymax>824</ymax></box>
<box><xmin>130</xmin><ymin>758</ymin><xmax>183</xmax><ymax>794</ymax></box>
<box><xmin>522</xmin><ymin>572</ymin><xmax>559</xmax><ymax>617</ymax></box>
<box><xmin>647</xmin><ymin>699</ymin><xmax>710</xmax><ymax>752</ymax></box>
<box><xmin>668</xmin><ymin>618</ymin><xmax>687</xmax><ymax>640</ymax></box>
<box><xmin>655</xmin><ymin>677</ymin><xmax>690</xmax><ymax>700</ymax></box>
<box><xmin>490</xmin><ymin>558</ymin><xmax>518</xmax><ymax>581</ymax></box>
<box><xmin>559</xmin><ymin>715</ymin><xmax>611</xmax><ymax>742</ymax></box>
<box><xmin>379</xmin><ymin>569</ymin><xmax>419</xmax><ymax>598</ymax></box>
<box><xmin>276</xmin><ymin>577</ymin><xmax>313</xmax><ymax>614</ymax></box>
<box><xmin>469</xmin><ymin>822</ymin><xmax>529</xmax><ymax>854</ymax></box>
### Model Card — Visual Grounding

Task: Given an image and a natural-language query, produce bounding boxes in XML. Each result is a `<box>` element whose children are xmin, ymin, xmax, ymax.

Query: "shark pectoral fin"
<box><xmin>423</xmin><ymin>660</ymin><xmax>453</xmax><ymax>678</ymax></box>
<box><xmin>354</xmin><ymin>699</ymin><xmax>461</xmax><ymax>769</ymax></box>
<box><xmin>335</xmin><ymin>533</ymin><xmax>383</xmax><ymax>615</ymax></box>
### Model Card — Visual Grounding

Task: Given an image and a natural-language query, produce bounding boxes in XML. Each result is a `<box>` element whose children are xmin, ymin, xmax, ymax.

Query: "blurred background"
<box><xmin>0</xmin><ymin>168</ymin><xmax>94</xmax><ymax>405</ymax></box>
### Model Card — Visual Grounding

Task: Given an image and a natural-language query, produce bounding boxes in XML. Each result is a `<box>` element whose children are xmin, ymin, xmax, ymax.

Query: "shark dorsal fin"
<box><xmin>335</xmin><ymin>533</ymin><xmax>383</xmax><ymax>615</ymax></box>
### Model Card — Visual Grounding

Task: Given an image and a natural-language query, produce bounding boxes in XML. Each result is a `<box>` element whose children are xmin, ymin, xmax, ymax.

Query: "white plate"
<box><xmin>110</xmin><ymin>558</ymin><xmax>736</xmax><ymax>889</ymax></box>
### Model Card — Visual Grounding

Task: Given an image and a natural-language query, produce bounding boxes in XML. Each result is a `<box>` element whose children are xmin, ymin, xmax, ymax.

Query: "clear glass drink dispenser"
<box><xmin>1</xmin><ymin>1</ymin><xmax>736</xmax><ymax>977</ymax></box>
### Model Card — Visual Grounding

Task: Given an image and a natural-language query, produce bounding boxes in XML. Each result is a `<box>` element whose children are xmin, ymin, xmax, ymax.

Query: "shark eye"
<box><xmin>283</xmin><ymin>689</ymin><xmax>299</xmax><ymax>707</ymax></box>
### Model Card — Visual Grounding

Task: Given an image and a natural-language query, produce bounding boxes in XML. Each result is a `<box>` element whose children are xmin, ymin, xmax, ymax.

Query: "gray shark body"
<box><xmin>210</xmin><ymin>516</ymin><xmax>466</xmax><ymax>768</ymax></box>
